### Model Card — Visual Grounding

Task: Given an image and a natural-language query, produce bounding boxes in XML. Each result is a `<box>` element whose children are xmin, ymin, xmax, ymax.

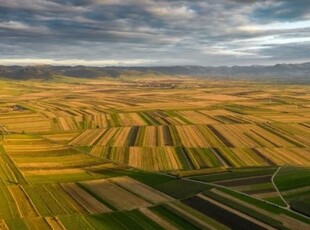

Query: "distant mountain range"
<box><xmin>0</xmin><ymin>62</ymin><xmax>310</xmax><ymax>82</ymax></box>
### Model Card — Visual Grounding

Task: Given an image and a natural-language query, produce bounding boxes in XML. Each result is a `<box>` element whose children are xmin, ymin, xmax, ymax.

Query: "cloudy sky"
<box><xmin>0</xmin><ymin>0</ymin><xmax>310</xmax><ymax>66</ymax></box>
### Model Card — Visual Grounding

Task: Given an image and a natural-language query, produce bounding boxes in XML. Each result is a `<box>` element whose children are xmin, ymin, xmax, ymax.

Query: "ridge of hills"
<box><xmin>0</xmin><ymin>62</ymin><xmax>310</xmax><ymax>82</ymax></box>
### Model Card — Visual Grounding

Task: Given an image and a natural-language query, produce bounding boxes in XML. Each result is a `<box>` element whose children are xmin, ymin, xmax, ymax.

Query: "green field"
<box><xmin>274</xmin><ymin>167</ymin><xmax>310</xmax><ymax>216</ymax></box>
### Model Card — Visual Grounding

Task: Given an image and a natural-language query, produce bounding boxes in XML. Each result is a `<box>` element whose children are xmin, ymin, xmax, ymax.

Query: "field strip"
<box><xmin>0</xmin><ymin>187</ymin><xmax>20</xmax><ymax>219</ymax></box>
<box><xmin>210</xmin><ymin>188</ymin><xmax>276</xmax><ymax>217</ymax></box>
<box><xmin>271</xmin><ymin>167</ymin><xmax>290</xmax><ymax>208</ymax></box>
<box><xmin>210</xmin><ymin>148</ymin><xmax>230</xmax><ymax>167</ymax></box>
<box><xmin>1</xmin><ymin>161</ymin><xmax>18</xmax><ymax>184</ymax></box>
<box><xmin>69</xmin><ymin>145</ymin><xmax>177</xmax><ymax>180</ymax></box>
<box><xmin>24</xmin><ymin>168</ymin><xmax>85</xmax><ymax>175</ymax></box>
<box><xmin>0</xmin><ymin>152</ymin><xmax>27</xmax><ymax>185</ymax></box>
<box><xmin>214</xmin><ymin>174</ymin><xmax>272</xmax><ymax>183</ymax></box>
<box><xmin>139</xmin><ymin>208</ymin><xmax>179</xmax><ymax>230</ymax></box>
<box><xmin>278</xmin><ymin>214</ymin><xmax>310</xmax><ymax>230</ymax></box>
<box><xmin>0</xmin><ymin>219</ymin><xmax>9</xmax><ymax>230</ymax></box>
<box><xmin>165</xmin><ymin>203</ymin><xmax>219</xmax><ymax>230</ymax></box>
<box><xmin>8</xmin><ymin>185</ymin><xmax>39</xmax><ymax>218</ymax></box>
<box><xmin>61</xmin><ymin>183</ymin><xmax>111</xmax><ymax>214</ymax></box>
<box><xmin>254</xmin><ymin>192</ymin><xmax>279</xmax><ymax>199</ymax></box>
<box><xmin>197</xmin><ymin>193</ymin><xmax>277</xmax><ymax>230</ymax></box>
<box><xmin>108</xmin><ymin>176</ymin><xmax>174</xmax><ymax>204</ymax></box>
<box><xmin>281</xmin><ymin>185</ymin><xmax>310</xmax><ymax>195</ymax></box>
<box><xmin>80</xmin><ymin>179</ymin><xmax>152</xmax><ymax>211</ymax></box>
<box><xmin>251</xmin><ymin>149</ymin><xmax>276</xmax><ymax>166</ymax></box>
<box><xmin>44</xmin><ymin>185</ymin><xmax>73</xmax><ymax>215</ymax></box>
<box><xmin>46</xmin><ymin>217</ymin><xmax>66</xmax><ymax>230</ymax></box>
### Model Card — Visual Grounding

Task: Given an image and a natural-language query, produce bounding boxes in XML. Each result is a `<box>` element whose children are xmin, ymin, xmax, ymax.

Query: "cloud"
<box><xmin>0</xmin><ymin>0</ymin><xmax>87</xmax><ymax>12</ymax></box>
<box><xmin>0</xmin><ymin>58</ymin><xmax>154</xmax><ymax>66</ymax></box>
<box><xmin>0</xmin><ymin>0</ymin><xmax>309</xmax><ymax>66</ymax></box>
<box><xmin>0</xmin><ymin>20</ymin><xmax>50</xmax><ymax>34</ymax></box>
<box><xmin>252</xmin><ymin>0</ymin><xmax>310</xmax><ymax>22</ymax></box>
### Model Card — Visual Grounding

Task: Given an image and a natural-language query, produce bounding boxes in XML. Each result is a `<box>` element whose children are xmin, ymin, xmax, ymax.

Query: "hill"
<box><xmin>0</xmin><ymin>63</ymin><xmax>310</xmax><ymax>82</ymax></box>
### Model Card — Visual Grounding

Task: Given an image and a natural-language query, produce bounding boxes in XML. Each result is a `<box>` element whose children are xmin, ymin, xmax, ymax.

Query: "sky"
<box><xmin>0</xmin><ymin>0</ymin><xmax>310</xmax><ymax>66</ymax></box>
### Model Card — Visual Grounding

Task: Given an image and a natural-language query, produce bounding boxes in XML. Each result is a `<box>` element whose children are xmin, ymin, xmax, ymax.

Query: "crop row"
<box><xmin>0</xmin><ymin>176</ymin><xmax>174</xmax><ymax>220</ymax></box>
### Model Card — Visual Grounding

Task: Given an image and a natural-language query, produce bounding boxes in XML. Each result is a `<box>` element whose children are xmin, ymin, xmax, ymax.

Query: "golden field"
<box><xmin>0</xmin><ymin>77</ymin><xmax>309</xmax><ymax>229</ymax></box>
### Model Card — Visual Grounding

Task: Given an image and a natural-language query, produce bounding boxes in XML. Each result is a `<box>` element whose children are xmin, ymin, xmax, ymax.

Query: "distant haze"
<box><xmin>1</xmin><ymin>63</ymin><xmax>310</xmax><ymax>83</ymax></box>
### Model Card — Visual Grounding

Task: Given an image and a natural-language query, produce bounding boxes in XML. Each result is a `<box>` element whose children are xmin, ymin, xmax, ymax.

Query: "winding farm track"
<box><xmin>271</xmin><ymin>167</ymin><xmax>290</xmax><ymax>209</ymax></box>
<box><xmin>183</xmin><ymin>176</ymin><xmax>310</xmax><ymax>221</ymax></box>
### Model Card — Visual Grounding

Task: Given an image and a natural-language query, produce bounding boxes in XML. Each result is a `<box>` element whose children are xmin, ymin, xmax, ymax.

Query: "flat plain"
<box><xmin>0</xmin><ymin>76</ymin><xmax>309</xmax><ymax>229</ymax></box>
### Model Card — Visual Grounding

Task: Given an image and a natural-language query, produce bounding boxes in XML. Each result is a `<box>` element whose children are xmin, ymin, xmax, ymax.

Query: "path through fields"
<box><xmin>271</xmin><ymin>167</ymin><xmax>290</xmax><ymax>208</ymax></box>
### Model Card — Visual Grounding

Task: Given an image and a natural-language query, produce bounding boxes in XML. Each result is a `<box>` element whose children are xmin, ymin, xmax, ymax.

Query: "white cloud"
<box><xmin>0</xmin><ymin>21</ymin><xmax>30</xmax><ymax>30</ymax></box>
<box><xmin>147</xmin><ymin>5</ymin><xmax>195</xmax><ymax>19</ymax></box>
<box><xmin>203</xmin><ymin>45</ymin><xmax>270</xmax><ymax>58</ymax></box>
<box><xmin>233</xmin><ymin>35</ymin><xmax>310</xmax><ymax>45</ymax></box>
<box><xmin>0</xmin><ymin>21</ymin><xmax>49</xmax><ymax>33</ymax></box>
<box><xmin>0</xmin><ymin>0</ymin><xmax>87</xmax><ymax>12</ymax></box>
<box><xmin>239</xmin><ymin>19</ymin><xmax>310</xmax><ymax>32</ymax></box>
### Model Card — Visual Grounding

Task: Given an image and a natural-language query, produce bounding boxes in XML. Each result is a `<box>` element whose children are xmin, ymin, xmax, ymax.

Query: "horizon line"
<box><xmin>1</xmin><ymin>61</ymin><xmax>310</xmax><ymax>68</ymax></box>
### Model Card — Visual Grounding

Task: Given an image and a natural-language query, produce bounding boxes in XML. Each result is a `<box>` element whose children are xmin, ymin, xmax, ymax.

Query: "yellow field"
<box><xmin>0</xmin><ymin>78</ymin><xmax>309</xmax><ymax>173</ymax></box>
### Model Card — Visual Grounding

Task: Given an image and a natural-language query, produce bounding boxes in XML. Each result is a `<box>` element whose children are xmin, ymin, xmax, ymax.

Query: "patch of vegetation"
<box><xmin>274</xmin><ymin>167</ymin><xmax>310</xmax><ymax>191</ymax></box>
<box><xmin>155</xmin><ymin>179</ymin><xmax>212</xmax><ymax>199</ymax></box>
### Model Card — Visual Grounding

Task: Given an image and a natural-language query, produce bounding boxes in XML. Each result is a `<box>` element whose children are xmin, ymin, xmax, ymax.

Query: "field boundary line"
<box><xmin>271</xmin><ymin>167</ymin><xmax>290</xmax><ymax>209</ymax></box>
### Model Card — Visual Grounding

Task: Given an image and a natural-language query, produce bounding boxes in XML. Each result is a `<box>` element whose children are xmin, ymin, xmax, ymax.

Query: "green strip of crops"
<box><xmin>202</xmin><ymin>190</ymin><xmax>286</xmax><ymax>229</ymax></box>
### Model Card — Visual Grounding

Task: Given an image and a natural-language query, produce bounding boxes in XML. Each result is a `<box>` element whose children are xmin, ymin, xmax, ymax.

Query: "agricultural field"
<box><xmin>0</xmin><ymin>77</ymin><xmax>309</xmax><ymax>229</ymax></box>
<box><xmin>190</xmin><ymin>167</ymin><xmax>288</xmax><ymax>206</ymax></box>
<box><xmin>274</xmin><ymin>167</ymin><xmax>310</xmax><ymax>216</ymax></box>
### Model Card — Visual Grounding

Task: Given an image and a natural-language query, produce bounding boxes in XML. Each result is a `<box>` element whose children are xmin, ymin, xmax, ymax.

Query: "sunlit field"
<box><xmin>0</xmin><ymin>77</ymin><xmax>309</xmax><ymax>229</ymax></box>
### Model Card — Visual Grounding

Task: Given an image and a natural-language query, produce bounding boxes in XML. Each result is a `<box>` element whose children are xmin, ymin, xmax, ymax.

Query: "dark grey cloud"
<box><xmin>252</xmin><ymin>0</ymin><xmax>310</xmax><ymax>22</ymax></box>
<box><xmin>0</xmin><ymin>0</ymin><xmax>309</xmax><ymax>66</ymax></box>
